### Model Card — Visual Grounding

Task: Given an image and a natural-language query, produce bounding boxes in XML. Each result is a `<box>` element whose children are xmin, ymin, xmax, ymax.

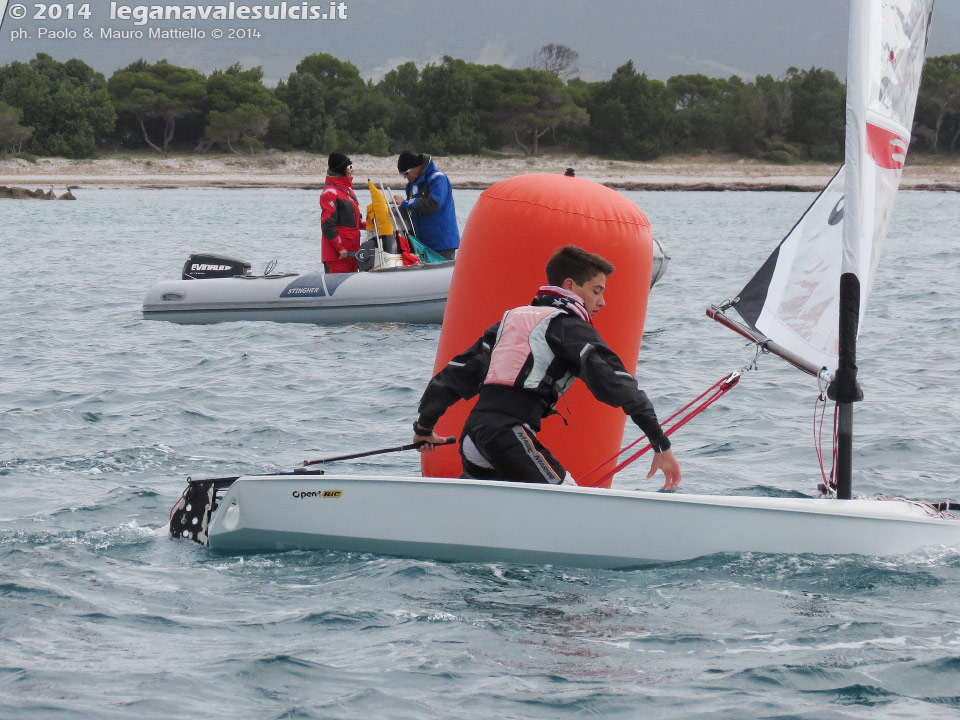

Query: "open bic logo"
<box><xmin>291</xmin><ymin>490</ymin><xmax>342</xmax><ymax>499</ymax></box>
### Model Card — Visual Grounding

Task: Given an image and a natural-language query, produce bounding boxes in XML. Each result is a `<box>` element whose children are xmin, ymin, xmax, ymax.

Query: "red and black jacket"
<box><xmin>319</xmin><ymin>175</ymin><xmax>364</xmax><ymax>262</ymax></box>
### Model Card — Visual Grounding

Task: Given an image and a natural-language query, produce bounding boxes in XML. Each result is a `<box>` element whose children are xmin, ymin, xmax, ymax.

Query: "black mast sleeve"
<box><xmin>827</xmin><ymin>272</ymin><xmax>864</xmax><ymax>403</ymax></box>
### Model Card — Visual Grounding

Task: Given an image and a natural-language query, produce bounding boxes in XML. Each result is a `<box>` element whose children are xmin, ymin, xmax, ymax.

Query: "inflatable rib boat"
<box><xmin>143</xmin><ymin>238</ymin><xmax>670</xmax><ymax>326</ymax></box>
<box><xmin>142</xmin><ymin>251</ymin><xmax>454</xmax><ymax>325</ymax></box>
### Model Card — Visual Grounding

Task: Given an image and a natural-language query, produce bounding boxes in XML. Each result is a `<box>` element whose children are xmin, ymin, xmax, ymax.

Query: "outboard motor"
<box><xmin>356</xmin><ymin>238</ymin><xmax>379</xmax><ymax>272</ymax></box>
<box><xmin>356</xmin><ymin>236</ymin><xmax>405</xmax><ymax>272</ymax></box>
<box><xmin>182</xmin><ymin>252</ymin><xmax>252</xmax><ymax>280</ymax></box>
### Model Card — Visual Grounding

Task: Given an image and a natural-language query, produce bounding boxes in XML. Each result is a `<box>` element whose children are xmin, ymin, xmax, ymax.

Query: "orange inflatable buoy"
<box><xmin>420</xmin><ymin>174</ymin><xmax>655</xmax><ymax>487</ymax></box>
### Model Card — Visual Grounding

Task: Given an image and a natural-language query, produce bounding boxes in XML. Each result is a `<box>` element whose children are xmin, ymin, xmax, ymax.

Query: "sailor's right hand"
<box><xmin>414</xmin><ymin>431</ymin><xmax>447</xmax><ymax>453</ymax></box>
<box><xmin>338</xmin><ymin>249</ymin><xmax>348</xmax><ymax>259</ymax></box>
<box><xmin>393</xmin><ymin>194</ymin><xmax>404</xmax><ymax>205</ymax></box>
<box><xmin>648</xmin><ymin>448</ymin><xmax>682</xmax><ymax>490</ymax></box>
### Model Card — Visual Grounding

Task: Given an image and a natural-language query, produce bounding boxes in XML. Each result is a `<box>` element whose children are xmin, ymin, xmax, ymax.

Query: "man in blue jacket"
<box><xmin>393</xmin><ymin>151</ymin><xmax>460</xmax><ymax>260</ymax></box>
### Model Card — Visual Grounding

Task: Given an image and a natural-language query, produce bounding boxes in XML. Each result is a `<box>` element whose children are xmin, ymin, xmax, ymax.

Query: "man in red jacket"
<box><xmin>320</xmin><ymin>152</ymin><xmax>365</xmax><ymax>273</ymax></box>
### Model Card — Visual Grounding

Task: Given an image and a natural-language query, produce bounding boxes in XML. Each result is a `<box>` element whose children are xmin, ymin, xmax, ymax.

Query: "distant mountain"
<box><xmin>2</xmin><ymin>0</ymin><xmax>958</xmax><ymax>84</ymax></box>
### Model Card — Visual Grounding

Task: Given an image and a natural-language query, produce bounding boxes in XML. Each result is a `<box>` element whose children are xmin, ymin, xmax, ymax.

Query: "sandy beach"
<box><xmin>2</xmin><ymin>151</ymin><xmax>959</xmax><ymax>192</ymax></box>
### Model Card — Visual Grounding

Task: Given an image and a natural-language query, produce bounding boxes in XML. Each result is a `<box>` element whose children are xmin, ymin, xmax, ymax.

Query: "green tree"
<box><xmin>668</xmin><ymin>73</ymin><xmax>728</xmax><ymax>151</ymax></box>
<box><xmin>478</xmin><ymin>66</ymin><xmax>586</xmax><ymax>155</ymax></box>
<box><xmin>274</xmin><ymin>53</ymin><xmax>369</xmax><ymax>151</ymax></box>
<box><xmin>754</xmin><ymin>74</ymin><xmax>792</xmax><ymax>140</ymax></box>
<box><xmin>375</xmin><ymin>61</ymin><xmax>424</xmax><ymax>148</ymax></box>
<box><xmin>361</xmin><ymin>126</ymin><xmax>391</xmax><ymax>155</ymax></box>
<box><xmin>585</xmin><ymin>61</ymin><xmax>674</xmax><ymax>160</ymax></box>
<box><xmin>0</xmin><ymin>53</ymin><xmax>114</xmax><ymax>158</ymax></box>
<box><xmin>717</xmin><ymin>80</ymin><xmax>767</xmax><ymax>155</ymax></box>
<box><xmin>917</xmin><ymin>54</ymin><xmax>960</xmax><ymax>153</ymax></box>
<box><xmin>666</xmin><ymin>74</ymin><xmax>775</xmax><ymax>155</ymax></box>
<box><xmin>205</xmin><ymin>104</ymin><xmax>269</xmax><ymax>154</ymax></box>
<box><xmin>200</xmin><ymin>63</ymin><xmax>286</xmax><ymax>152</ymax></box>
<box><xmin>107</xmin><ymin>60</ymin><xmax>205</xmax><ymax>153</ymax></box>
<box><xmin>589</xmin><ymin>97</ymin><xmax>630</xmax><ymax>154</ymax></box>
<box><xmin>0</xmin><ymin>101</ymin><xmax>33</xmax><ymax>153</ymax></box>
<box><xmin>416</xmin><ymin>57</ymin><xmax>483</xmax><ymax>153</ymax></box>
<box><xmin>785</xmin><ymin>67</ymin><xmax>845</xmax><ymax>161</ymax></box>
<box><xmin>319</xmin><ymin>119</ymin><xmax>339</xmax><ymax>154</ymax></box>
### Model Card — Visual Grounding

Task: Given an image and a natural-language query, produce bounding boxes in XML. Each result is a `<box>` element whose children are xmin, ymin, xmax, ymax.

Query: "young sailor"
<box><xmin>413</xmin><ymin>245</ymin><xmax>681</xmax><ymax>489</ymax></box>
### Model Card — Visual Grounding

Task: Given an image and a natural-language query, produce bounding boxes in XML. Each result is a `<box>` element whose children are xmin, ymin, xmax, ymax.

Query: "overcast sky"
<box><xmin>1</xmin><ymin>0</ymin><xmax>958</xmax><ymax>85</ymax></box>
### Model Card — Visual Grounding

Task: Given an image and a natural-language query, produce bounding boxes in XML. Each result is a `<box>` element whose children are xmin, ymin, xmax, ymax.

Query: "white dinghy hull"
<box><xmin>205</xmin><ymin>475</ymin><xmax>960</xmax><ymax>567</ymax></box>
<box><xmin>143</xmin><ymin>262</ymin><xmax>455</xmax><ymax>325</ymax></box>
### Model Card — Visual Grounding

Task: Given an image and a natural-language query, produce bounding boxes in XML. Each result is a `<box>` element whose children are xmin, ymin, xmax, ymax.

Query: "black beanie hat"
<box><xmin>328</xmin><ymin>152</ymin><xmax>351</xmax><ymax>176</ymax></box>
<box><xmin>397</xmin><ymin>150</ymin><xmax>421</xmax><ymax>173</ymax></box>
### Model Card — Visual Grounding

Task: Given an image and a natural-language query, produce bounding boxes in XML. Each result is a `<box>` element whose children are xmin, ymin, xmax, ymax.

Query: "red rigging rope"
<box><xmin>575</xmin><ymin>365</ymin><xmax>844</xmax><ymax>494</ymax></box>
<box><xmin>578</xmin><ymin>371</ymin><xmax>742</xmax><ymax>488</ymax></box>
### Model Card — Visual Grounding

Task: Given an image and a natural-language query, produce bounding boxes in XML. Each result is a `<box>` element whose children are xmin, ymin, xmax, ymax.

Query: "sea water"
<box><xmin>2</xmin><ymin>186</ymin><xmax>960</xmax><ymax>719</ymax></box>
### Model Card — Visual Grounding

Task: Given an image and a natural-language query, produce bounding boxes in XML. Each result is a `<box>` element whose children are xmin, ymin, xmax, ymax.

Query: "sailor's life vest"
<box><xmin>483</xmin><ymin>306</ymin><xmax>577</xmax><ymax>408</ymax></box>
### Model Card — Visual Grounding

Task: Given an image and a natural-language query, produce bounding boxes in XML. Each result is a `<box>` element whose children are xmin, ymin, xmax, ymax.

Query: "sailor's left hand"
<box><xmin>648</xmin><ymin>448</ymin><xmax>682</xmax><ymax>490</ymax></box>
<box><xmin>414</xmin><ymin>431</ymin><xmax>448</xmax><ymax>453</ymax></box>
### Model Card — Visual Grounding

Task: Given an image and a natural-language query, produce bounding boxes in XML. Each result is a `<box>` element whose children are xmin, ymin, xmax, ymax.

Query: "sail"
<box><xmin>732</xmin><ymin>168</ymin><xmax>846</xmax><ymax>373</ymax></box>
<box><xmin>725</xmin><ymin>0</ymin><xmax>934</xmax><ymax>376</ymax></box>
<box><xmin>844</xmin><ymin>0</ymin><xmax>934</xmax><ymax>286</ymax></box>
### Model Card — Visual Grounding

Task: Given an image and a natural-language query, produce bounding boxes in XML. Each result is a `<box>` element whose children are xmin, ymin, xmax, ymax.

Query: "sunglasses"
<box><xmin>346</xmin><ymin>164</ymin><xmax>353</xmax><ymax>170</ymax></box>
<box><xmin>401</xmin><ymin>168</ymin><xmax>415</xmax><ymax>177</ymax></box>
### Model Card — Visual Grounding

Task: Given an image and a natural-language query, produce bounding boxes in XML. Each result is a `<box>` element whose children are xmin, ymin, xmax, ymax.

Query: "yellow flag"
<box><xmin>365</xmin><ymin>180</ymin><xmax>394</xmax><ymax>236</ymax></box>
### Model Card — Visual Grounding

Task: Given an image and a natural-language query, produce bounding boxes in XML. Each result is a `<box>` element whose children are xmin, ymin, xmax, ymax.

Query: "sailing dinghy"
<box><xmin>170</xmin><ymin>0</ymin><xmax>960</xmax><ymax>566</ymax></box>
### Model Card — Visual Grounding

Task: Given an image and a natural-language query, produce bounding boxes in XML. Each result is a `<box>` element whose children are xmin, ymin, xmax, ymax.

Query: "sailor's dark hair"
<box><xmin>545</xmin><ymin>245</ymin><xmax>615</xmax><ymax>286</ymax></box>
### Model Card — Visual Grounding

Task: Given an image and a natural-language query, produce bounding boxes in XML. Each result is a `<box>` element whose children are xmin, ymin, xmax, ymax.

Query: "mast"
<box><xmin>828</xmin><ymin>274</ymin><xmax>863</xmax><ymax>499</ymax></box>
<box><xmin>829</xmin><ymin>0</ymin><xmax>872</xmax><ymax>500</ymax></box>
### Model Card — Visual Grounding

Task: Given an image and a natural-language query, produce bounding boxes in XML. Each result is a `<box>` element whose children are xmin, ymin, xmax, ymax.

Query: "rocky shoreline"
<box><xmin>0</xmin><ymin>185</ymin><xmax>76</xmax><ymax>200</ymax></box>
<box><xmin>1</xmin><ymin>152</ymin><xmax>958</xmax><ymax>193</ymax></box>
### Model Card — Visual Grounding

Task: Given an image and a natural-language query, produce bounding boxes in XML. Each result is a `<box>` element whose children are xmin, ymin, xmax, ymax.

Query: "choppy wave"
<box><xmin>2</xmin><ymin>188</ymin><xmax>960</xmax><ymax>719</ymax></box>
